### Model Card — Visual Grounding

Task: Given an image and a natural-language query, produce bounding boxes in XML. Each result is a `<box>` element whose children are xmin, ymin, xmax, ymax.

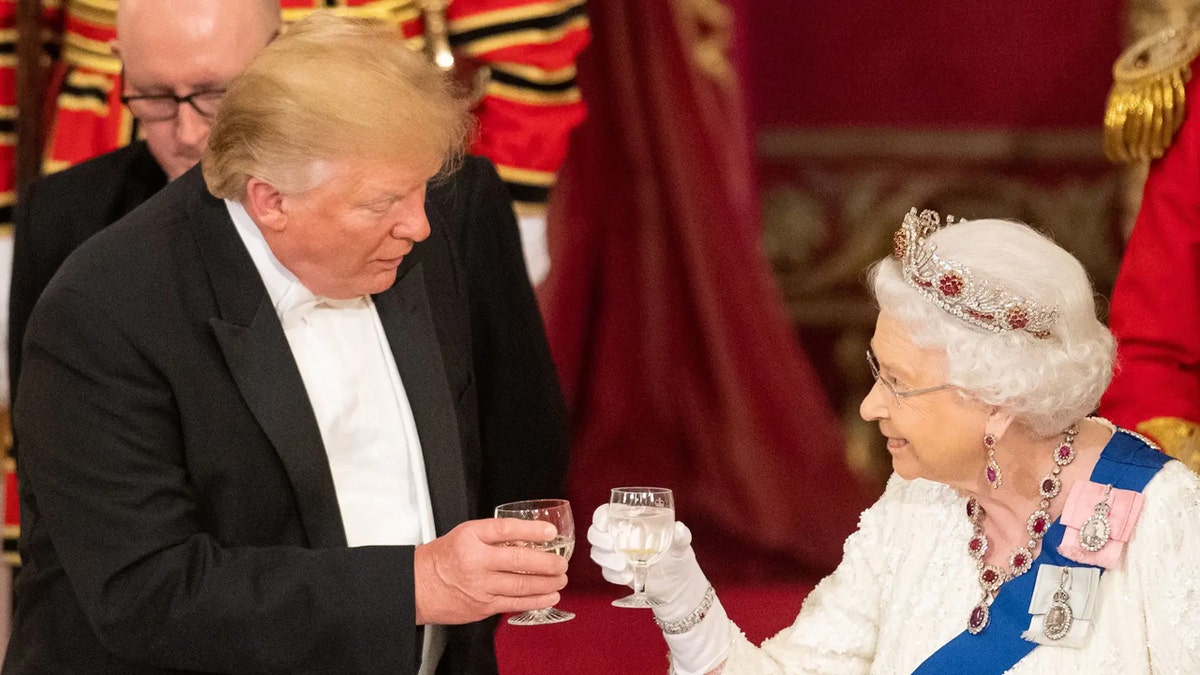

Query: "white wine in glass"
<box><xmin>609</xmin><ymin>487</ymin><xmax>675</xmax><ymax>608</ymax></box>
<box><xmin>493</xmin><ymin>498</ymin><xmax>575</xmax><ymax>625</ymax></box>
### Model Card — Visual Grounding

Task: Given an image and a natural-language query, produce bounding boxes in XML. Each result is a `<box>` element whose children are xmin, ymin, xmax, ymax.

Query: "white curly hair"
<box><xmin>868</xmin><ymin>217</ymin><xmax>1115</xmax><ymax>437</ymax></box>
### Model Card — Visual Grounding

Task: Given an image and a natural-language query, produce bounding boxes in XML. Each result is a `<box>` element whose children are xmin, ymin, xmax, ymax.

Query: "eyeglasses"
<box><xmin>120</xmin><ymin>89</ymin><xmax>227</xmax><ymax>122</ymax></box>
<box><xmin>866</xmin><ymin>348</ymin><xmax>953</xmax><ymax>406</ymax></box>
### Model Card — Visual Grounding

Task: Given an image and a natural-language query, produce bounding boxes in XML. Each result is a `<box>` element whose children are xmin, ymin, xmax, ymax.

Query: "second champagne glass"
<box><xmin>609</xmin><ymin>487</ymin><xmax>675</xmax><ymax>608</ymax></box>
<box><xmin>493</xmin><ymin>498</ymin><xmax>576</xmax><ymax>625</ymax></box>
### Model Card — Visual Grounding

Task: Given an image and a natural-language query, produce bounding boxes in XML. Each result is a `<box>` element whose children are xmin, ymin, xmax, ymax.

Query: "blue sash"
<box><xmin>912</xmin><ymin>430</ymin><xmax>1169</xmax><ymax>674</ymax></box>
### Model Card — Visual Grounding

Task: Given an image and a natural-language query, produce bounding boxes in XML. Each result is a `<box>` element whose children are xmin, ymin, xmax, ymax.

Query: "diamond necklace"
<box><xmin>965</xmin><ymin>424</ymin><xmax>1079</xmax><ymax>635</ymax></box>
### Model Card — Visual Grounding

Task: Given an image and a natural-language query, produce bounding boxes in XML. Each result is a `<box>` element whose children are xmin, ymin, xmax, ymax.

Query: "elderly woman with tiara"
<box><xmin>589</xmin><ymin>209</ymin><xmax>1200</xmax><ymax>673</ymax></box>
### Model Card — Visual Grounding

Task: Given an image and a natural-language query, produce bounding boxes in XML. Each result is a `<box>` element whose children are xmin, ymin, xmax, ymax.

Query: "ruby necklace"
<box><xmin>965</xmin><ymin>424</ymin><xmax>1079</xmax><ymax>634</ymax></box>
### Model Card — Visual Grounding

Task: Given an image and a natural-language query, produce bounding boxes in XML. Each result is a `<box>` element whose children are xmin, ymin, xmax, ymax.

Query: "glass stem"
<box><xmin>632</xmin><ymin>563</ymin><xmax>649</xmax><ymax>596</ymax></box>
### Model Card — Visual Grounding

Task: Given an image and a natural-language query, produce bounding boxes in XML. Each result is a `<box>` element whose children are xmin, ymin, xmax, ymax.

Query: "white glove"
<box><xmin>589</xmin><ymin>504</ymin><xmax>732</xmax><ymax>675</ymax></box>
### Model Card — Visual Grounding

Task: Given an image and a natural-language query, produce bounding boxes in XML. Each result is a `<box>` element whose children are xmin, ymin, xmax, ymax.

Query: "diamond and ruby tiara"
<box><xmin>892</xmin><ymin>208</ymin><xmax>1058</xmax><ymax>339</ymax></box>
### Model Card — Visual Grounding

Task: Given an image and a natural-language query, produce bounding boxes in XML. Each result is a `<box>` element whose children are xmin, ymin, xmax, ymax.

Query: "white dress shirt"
<box><xmin>227</xmin><ymin>200</ymin><xmax>444</xmax><ymax>672</ymax></box>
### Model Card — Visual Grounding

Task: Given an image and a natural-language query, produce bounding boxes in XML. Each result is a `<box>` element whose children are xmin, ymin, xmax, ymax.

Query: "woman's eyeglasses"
<box><xmin>866</xmin><ymin>348</ymin><xmax>952</xmax><ymax>406</ymax></box>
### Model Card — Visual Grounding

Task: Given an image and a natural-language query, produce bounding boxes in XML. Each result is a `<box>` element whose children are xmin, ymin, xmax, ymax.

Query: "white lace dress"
<box><xmin>720</xmin><ymin>459</ymin><xmax>1200</xmax><ymax>674</ymax></box>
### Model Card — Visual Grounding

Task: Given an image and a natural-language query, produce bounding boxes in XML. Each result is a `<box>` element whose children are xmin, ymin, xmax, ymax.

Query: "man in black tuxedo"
<box><xmin>5</xmin><ymin>12</ymin><xmax>571</xmax><ymax>675</ymax></box>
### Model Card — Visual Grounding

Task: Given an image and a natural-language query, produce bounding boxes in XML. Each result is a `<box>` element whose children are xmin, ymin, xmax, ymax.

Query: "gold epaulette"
<box><xmin>1137</xmin><ymin>416</ymin><xmax>1200</xmax><ymax>473</ymax></box>
<box><xmin>1104</xmin><ymin>24</ymin><xmax>1200</xmax><ymax>164</ymax></box>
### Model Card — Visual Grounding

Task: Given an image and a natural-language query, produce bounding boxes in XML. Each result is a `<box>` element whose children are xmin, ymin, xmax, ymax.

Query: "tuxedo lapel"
<box><xmin>373</xmin><ymin>263</ymin><xmax>470</xmax><ymax>536</ymax></box>
<box><xmin>185</xmin><ymin>172</ymin><xmax>346</xmax><ymax>548</ymax></box>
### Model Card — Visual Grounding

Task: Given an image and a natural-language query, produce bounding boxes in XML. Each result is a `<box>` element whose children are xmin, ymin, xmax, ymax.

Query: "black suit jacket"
<box><xmin>9</xmin><ymin>141</ymin><xmax>167</xmax><ymax>410</ymax></box>
<box><xmin>5</xmin><ymin>159</ymin><xmax>569</xmax><ymax>673</ymax></box>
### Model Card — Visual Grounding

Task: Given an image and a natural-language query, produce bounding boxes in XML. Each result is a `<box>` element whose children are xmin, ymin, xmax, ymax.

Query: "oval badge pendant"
<box><xmin>1043</xmin><ymin>567</ymin><xmax>1074</xmax><ymax>641</ymax></box>
<box><xmin>1042</xmin><ymin>596</ymin><xmax>1073</xmax><ymax>640</ymax></box>
<box><xmin>1079</xmin><ymin>512</ymin><xmax>1111</xmax><ymax>552</ymax></box>
<box><xmin>1080</xmin><ymin>484</ymin><xmax>1114</xmax><ymax>552</ymax></box>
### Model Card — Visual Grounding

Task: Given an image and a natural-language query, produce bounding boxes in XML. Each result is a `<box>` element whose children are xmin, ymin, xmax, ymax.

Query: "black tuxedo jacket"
<box><xmin>5</xmin><ymin>158</ymin><xmax>568</xmax><ymax>673</ymax></box>
<box><xmin>9</xmin><ymin>141</ymin><xmax>167</xmax><ymax>408</ymax></box>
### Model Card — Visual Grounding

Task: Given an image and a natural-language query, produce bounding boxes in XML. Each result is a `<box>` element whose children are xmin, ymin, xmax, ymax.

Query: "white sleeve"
<box><xmin>1126</xmin><ymin>461</ymin><xmax>1200</xmax><ymax>671</ymax></box>
<box><xmin>717</xmin><ymin>476</ymin><xmax>913</xmax><ymax>675</ymax></box>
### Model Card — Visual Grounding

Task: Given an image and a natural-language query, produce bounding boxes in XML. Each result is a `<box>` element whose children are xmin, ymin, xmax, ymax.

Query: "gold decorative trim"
<box><xmin>67</xmin><ymin>69</ymin><xmax>116</xmax><ymax>93</ymax></box>
<box><xmin>43</xmin><ymin>159</ymin><xmax>74</xmax><ymax>176</ymax></box>
<box><xmin>448</xmin><ymin>0</ymin><xmax>586</xmax><ymax>34</ymax></box>
<box><xmin>496</xmin><ymin>164</ymin><xmax>556</xmax><ymax>187</ymax></box>
<box><xmin>457</xmin><ymin>16</ymin><xmax>589</xmax><ymax>56</ymax></box>
<box><xmin>72</xmin><ymin>0</ymin><xmax>119</xmax><ymax>12</ymax></box>
<box><xmin>490</xmin><ymin>62</ymin><xmax>576</xmax><ymax>84</ymax></box>
<box><xmin>66</xmin><ymin>2</ymin><xmax>117</xmax><ymax>27</ymax></box>
<box><xmin>63</xmin><ymin>44</ymin><xmax>120</xmax><ymax>74</ymax></box>
<box><xmin>1136</xmin><ymin>416</ymin><xmax>1200</xmax><ymax>472</ymax></box>
<box><xmin>56</xmin><ymin>94</ymin><xmax>112</xmax><ymax>116</ymax></box>
<box><xmin>281</xmin><ymin>2</ymin><xmax>421</xmax><ymax>28</ymax></box>
<box><xmin>1103</xmin><ymin>24</ymin><xmax>1200</xmax><ymax>163</ymax></box>
<box><xmin>513</xmin><ymin>201</ymin><xmax>548</xmax><ymax>217</ymax></box>
<box><xmin>486</xmin><ymin>80</ymin><xmax>581</xmax><ymax>106</ymax></box>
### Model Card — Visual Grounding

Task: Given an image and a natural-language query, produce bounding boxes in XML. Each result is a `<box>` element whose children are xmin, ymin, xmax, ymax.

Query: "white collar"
<box><xmin>225</xmin><ymin>198</ymin><xmax>329</xmax><ymax>321</ymax></box>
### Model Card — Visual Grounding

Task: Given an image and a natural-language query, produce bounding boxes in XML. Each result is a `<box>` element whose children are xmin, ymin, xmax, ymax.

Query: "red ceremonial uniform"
<box><xmin>1100</xmin><ymin>51</ymin><xmax>1200</xmax><ymax>472</ymax></box>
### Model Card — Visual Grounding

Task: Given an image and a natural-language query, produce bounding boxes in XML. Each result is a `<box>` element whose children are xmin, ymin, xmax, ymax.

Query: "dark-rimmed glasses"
<box><xmin>120</xmin><ymin>89</ymin><xmax>227</xmax><ymax>122</ymax></box>
<box><xmin>866</xmin><ymin>348</ymin><xmax>952</xmax><ymax>406</ymax></box>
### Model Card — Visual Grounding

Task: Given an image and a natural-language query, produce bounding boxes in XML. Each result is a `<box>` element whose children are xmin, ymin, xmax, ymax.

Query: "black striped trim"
<box><xmin>0</xmin><ymin>41</ymin><xmax>13</xmax><ymax>55</ymax></box>
<box><xmin>61</xmin><ymin>72</ymin><xmax>108</xmax><ymax>105</ymax></box>
<box><xmin>449</xmin><ymin>2</ymin><xmax>586</xmax><ymax>48</ymax></box>
<box><xmin>0</xmin><ymin>205</ymin><xmax>12</xmax><ymax>228</ymax></box>
<box><xmin>0</xmin><ymin>118</ymin><xmax>14</xmax><ymax>135</ymax></box>
<box><xmin>504</xmin><ymin>181</ymin><xmax>550</xmax><ymax>204</ymax></box>
<box><xmin>490</xmin><ymin>68</ymin><xmax>577</xmax><ymax>94</ymax></box>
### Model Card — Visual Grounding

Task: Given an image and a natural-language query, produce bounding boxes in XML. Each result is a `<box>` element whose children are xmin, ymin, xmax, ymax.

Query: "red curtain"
<box><xmin>541</xmin><ymin>0</ymin><xmax>873</xmax><ymax>579</ymax></box>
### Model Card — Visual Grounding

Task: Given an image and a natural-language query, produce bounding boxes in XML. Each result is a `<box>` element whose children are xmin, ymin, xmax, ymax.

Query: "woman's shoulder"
<box><xmin>858</xmin><ymin>474</ymin><xmax>963</xmax><ymax>529</ymax></box>
<box><xmin>1120</xmin><ymin>457</ymin><xmax>1200</xmax><ymax>561</ymax></box>
<box><xmin>1141</xmin><ymin>459</ymin><xmax>1200</xmax><ymax>515</ymax></box>
<box><xmin>881</xmin><ymin>473</ymin><xmax>961</xmax><ymax>504</ymax></box>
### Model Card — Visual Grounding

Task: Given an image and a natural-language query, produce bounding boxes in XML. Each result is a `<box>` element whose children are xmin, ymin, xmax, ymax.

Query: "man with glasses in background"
<box><xmin>8</xmin><ymin>0</ymin><xmax>281</xmax><ymax>408</ymax></box>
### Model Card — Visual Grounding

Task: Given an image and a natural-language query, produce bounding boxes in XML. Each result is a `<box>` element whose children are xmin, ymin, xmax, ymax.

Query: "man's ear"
<box><xmin>243</xmin><ymin>178</ymin><xmax>288</xmax><ymax>233</ymax></box>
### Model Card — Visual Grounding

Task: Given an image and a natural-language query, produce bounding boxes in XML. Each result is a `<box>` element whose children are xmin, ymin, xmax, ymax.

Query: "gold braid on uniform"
<box><xmin>1105</xmin><ymin>24</ymin><xmax>1200</xmax><ymax>163</ymax></box>
<box><xmin>1137</xmin><ymin>416</ymin><xmax>1200</xmax><ymax>473</ymax></box>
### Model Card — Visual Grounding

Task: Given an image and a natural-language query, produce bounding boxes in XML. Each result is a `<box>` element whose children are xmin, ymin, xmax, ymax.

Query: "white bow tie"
<box><xmin>277</xmin><ymin>284</ymin><xmax>367</xmax><ymax>329</ymax></box>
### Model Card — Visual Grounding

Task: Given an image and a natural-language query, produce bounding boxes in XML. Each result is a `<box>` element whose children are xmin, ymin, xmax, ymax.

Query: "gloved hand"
<box><xmin>589</xmin><ymin>504</ymin><xmax>732</xmax><ymax>675</ymax></box>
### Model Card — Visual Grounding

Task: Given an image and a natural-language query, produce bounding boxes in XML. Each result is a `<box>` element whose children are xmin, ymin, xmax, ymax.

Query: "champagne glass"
<box><xmin>608</xmin><ymin>487</ymin><xmax>675</xmax><ymax>608</ymax></box>
<box><xmin>493</xmin><ymin>498</ymin><xmax>575</xmax><ymax>625</ymax></box>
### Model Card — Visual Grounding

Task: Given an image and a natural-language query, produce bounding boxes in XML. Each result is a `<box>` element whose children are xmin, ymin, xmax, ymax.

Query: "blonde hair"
<box><xmin>203</xmin><ymin>12</ymin><xmax>471</xmax><ymax>200</ymax></box>
<box><xmin>869</xmin><ymin>218</ymin><xmax>1115</xmax><ymax>437</ymax></box>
